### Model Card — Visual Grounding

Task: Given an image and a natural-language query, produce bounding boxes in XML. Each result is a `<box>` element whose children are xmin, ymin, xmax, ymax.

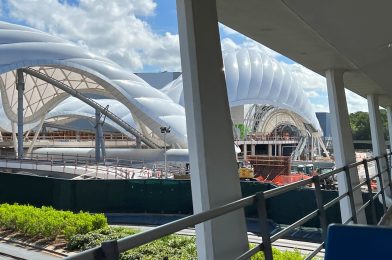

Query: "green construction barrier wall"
<box><xmin>0</xmin><ymin>172</ymin><xmax>383</xmax><ymax>227</ymax></box>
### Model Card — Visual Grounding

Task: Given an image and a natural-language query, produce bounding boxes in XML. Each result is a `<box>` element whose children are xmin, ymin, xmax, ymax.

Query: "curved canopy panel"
<box><xmin>46</xmin><ymin>97</ymin><xmax>138</xmax><ymax>138</ymax></box>
<box><xmin>161</xmin><ymin>48</ymin><xmax>321</xmax><ymax>132</ymax></box>
<box><xmin>0</xmin><ymin>22</ymin><xmax>187</xmax><ymax>148</ymax></box>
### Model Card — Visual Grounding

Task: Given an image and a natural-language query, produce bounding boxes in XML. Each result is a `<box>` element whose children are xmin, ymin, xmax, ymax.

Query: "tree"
<box><xmin>349</xmin><ymin>109</ymin><xmax>389</xmax><ymax>140</ymax></box>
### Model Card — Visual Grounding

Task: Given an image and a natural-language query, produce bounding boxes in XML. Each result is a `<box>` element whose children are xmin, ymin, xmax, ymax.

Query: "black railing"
<box><xmin>65</xmin><ymin>153</ymin><xmax>392</xmax><ymax>260</ymax></box>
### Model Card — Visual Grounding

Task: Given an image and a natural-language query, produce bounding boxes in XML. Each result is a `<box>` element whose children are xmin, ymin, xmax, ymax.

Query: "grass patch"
<box><xmin>68</xmin><ymin>227</ymin><xmax>307</xmax><ymax>260</ymax></box>
<box><xmin>0</xmin><ymin>203</ymin><xmax>107</xmax><ymax>240</ymax></box>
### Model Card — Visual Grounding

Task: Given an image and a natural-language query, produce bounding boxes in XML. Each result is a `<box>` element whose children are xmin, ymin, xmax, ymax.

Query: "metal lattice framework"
<box><xmin>244</xmin><ymin>104</ymin><xmax>307</xmax><ymax>136</ymax></box>
<box><xmin>0</xmin><ymin>22</ymin><xmax>187</xmax><ymax>148</ymax></box>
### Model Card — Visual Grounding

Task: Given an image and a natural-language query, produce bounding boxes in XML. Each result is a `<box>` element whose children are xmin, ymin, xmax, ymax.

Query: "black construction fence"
<box><xmin>0</xmin><ymin>172</ymin><xmax>384</xmax><ymax>228</ymax></box>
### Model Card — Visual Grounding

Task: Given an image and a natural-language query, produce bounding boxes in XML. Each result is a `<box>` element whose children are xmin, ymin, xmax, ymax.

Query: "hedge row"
<box><xmin>0</xmin><ymin>203</ymin><xmax>107</xmax><ymax>239</ymax></box>
<box><xmin>68</xmin><ymin>227</ymin><xmax>305</xmax><ymax>260</ymax></box>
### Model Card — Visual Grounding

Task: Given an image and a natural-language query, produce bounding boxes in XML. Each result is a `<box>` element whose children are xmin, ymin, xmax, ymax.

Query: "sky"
<box><xmin>0</xmin><ymin>0</ymin><xmax>369</xmax><ymax>113</ymax></box>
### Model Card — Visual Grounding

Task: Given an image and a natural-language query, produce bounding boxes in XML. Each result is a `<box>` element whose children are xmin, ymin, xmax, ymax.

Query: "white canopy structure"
<box><xmin>0</xmin><ymin>21</ymin><xmax>322</xmax><ymax>152</ymax></box>
<box><xmin>162</xmin><ymin>48</ymin><xmax>321</xmax><ymax>133</ymax></box>
<box><xmin>0</xmin><ymin>21</ymin><xmax>187</xmax><ymax>148</ymax></box>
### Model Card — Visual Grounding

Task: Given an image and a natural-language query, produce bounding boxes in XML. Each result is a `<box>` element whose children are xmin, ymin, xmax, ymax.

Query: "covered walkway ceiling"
<box><xmin>217</xmin><ymin>0</ymin><xmax>392</xmax><ymax>106</ymax></box>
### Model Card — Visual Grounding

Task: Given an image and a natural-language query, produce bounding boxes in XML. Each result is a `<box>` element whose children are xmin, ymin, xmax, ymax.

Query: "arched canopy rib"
<box><xmin>23</xmin><ymin>68</ymin><xmax>161</xmax><ymax>148</ymax></box>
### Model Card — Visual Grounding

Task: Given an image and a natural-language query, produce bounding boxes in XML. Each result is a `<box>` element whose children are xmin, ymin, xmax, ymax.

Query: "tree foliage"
<box><xmin>349</xmin><ymin>110</ymin><xmax>389</xmax><ymax>140</ymax></box>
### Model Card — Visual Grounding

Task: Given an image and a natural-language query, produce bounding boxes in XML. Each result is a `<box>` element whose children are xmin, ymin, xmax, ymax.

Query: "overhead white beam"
<box><xmin>326</xmin><ymin>69</ymin><xmax>366</xmax><ymax>224</ymax></box>
<box><xmin>176</xmin><ymin>0</ymin><xmax>249</xmax><ymax>258</ymax></box>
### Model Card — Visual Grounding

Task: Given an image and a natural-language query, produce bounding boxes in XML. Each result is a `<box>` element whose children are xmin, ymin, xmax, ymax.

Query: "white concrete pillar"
<box><xmin>251</xmin><ymin>144</ymin><xmax>256</xmax><ymax>156</ymax></box>
<box><xmin>326</xmin><ymin>69</ymin><xmax>366</xmax><ymax>224</ymax></box>
<box><xmin>243</xmin><ymin>143</ymin><xmax>248</xmax><ymax>160</ymax></box>
<box><xmin>386</xmin><ymin>106</ymin><xmax>392</xmax><ymax>152</ymax></box>
<box><xmin>268</xmin><ymin>144</ymin><xmax>272</xmax><ymax>156</ymax></box>
<box><xmin>176</xmin><ymin>0</ymin><xmax>249</xmax><ymax>258</ymax></box>
<box><xmin>278</xmin><ymin>144</ymin><xmax>282</xmax><ymax>156</ymax></box>
<box><xmin>368</xmin><ymin>95</ymin><xmax>386</xmax><ymax>156</ymax></box>
<box><xmin>368</xmin><ymin>95</ymin><xmax>390</xmax><ymax>203</ymax></box>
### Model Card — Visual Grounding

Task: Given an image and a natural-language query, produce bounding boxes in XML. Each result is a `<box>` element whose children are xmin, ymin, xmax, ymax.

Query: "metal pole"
<box><xmin>95</xmin><ymin>109</ymin><xmax>101</xmax><ymax>162</ymax></box>
<box><xmin>363</xmin><ymin>159</ymin><xmax>377</xmax><ymax>225</ymax></box>
<box><xmin>99</xmin><ymin>121</ymin><xmax>106</xmax><ymax>159</ymax></box>
<box><xmin>375</xmin><ymin>157</ymin><xmax>387</xmax><ymax>213</ymax></box>
<box><xmin>16</xmin><ymin>69</ymin><xmax>25</xmax><ymax>159</ymax></box>
<box><xmin>255</xmin><ymin>192</ymin><xmax>273</xmax><ymax>260</ymax></box>
<box><xmin>313</xmin><ymin>175</ymin><xmax>328</xmax><ymax>241</ymax></box>
<box><xmin>164</xmin><ymin>132</ymin><xmax>167</xmax><ymax>179</ymax></box>
<box><xmin>344</xmin><ymin>166</ymin><xmax>358</xmax><ymax>224</ymax></box>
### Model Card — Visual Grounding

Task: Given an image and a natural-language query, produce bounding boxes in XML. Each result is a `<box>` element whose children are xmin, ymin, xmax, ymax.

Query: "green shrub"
<box><xmin>251</xmin><ymin>247</ymin><xmax>304</xmax><ymax>260</ymax></box>
<box><xmin>0</xmin><ymin>203</ymin><xmax>107</xmax><ymax>240</ymax></box>
<box><xmin>67</xmin><ymin>227</ymin><xmax>138</xmax><ymax>251</ymax></box>
<box><xmin>68</xmin><ymin>227</ymin><xmax>307</xmax><ymax>260</ymax></box>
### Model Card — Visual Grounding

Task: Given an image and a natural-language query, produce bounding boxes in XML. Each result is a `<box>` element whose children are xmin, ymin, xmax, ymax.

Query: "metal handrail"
<box><xmin>65</xmin><ymin>152</ymin><xmax>392</xmax><ymax>260</ymax></box>
<box><xmin>0</xmin><ymin>152</ymin><xmax>187</xmax><ymax>179</ymax></box>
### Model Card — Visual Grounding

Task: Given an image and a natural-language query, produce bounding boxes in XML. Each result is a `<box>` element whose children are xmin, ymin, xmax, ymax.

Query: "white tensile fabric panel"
<box><xmin>0</xmin><ymin>21</ymin><xmax>187</xmax><ymax>148</ymax></box>
<box><xmin>162</xmin><ymin>48</ymin><xmax>321</xmax><ymax>132</ymax></box>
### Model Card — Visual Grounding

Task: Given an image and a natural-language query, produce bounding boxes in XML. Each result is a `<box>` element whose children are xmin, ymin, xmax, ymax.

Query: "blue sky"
<box><xmin>0</xmin><ymin>0</ymin><xmax>368</xmax><ymax>113</ymax></box>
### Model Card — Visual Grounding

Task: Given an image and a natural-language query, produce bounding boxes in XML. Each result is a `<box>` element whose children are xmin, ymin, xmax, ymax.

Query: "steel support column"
<box><xmin>16</xmin><ymin>69</ymin><xmax>25</xmax><ymax>159</ymax></box>
<box><xmin>136</xmin><ymin>136</ymin><xmax>142</xmax><ymax>149</ymax></box>
<box><xmin>176</xmin><ymin>0</ymin><xmax>249</xmax><ymax>258</ymax></box>
<box><xmin>99</xmin><ymin>124</ymin><xmax>106</xmax><ymax>160</ymax></box>
<box><xmin>326</xmin><ymin>69</ymin><xmax>366</xmax><ymax>224</ymax></box>
<box><xmin>368</xmin><ymin>95</ymin><xmax>391</xmax><ymax>205</ymax></box>
<box><xmin>95</xmin><ymin>110</ymin><xmax>101</xmax><ymax>162</ymax></box>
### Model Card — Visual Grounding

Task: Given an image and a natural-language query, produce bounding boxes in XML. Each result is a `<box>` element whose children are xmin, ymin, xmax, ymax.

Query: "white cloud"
<box><xmin>305</xmin><ymin>91</ymin><xmax>319</xmax><ymax>98</ymax></box>
<box><xmin>345</xmin><ymin>89</ymin><xmax>368</xmax><ymax>113</ymax></box>
<box><xmin>287</xmin><ymin>63</ymin><xmax>327</xmax><ymax>92</ymax></box>
<box><xmin>4</xmin><ymin>0</ymin><xmax>181</xmax><ymax>71</ymax></box>
<box><xmin>313</xmin><ymin>104</ymin><xmax>329</xmax><ymax>112</ymax></box>
<box><xmin>220</xmin><ymin>36</ymin><xmax>282</xmax><ymax>59</ymax></box>
<box><xmin>219</xmin><ymin>23</ymin><xmax>241</xmax><ymax>36</ymax></box>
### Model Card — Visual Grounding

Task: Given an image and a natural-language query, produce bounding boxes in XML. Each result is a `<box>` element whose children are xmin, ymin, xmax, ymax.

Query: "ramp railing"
<box><xmin>65</xmin><ymin>152</ymin><xmax>392</xmax><ymax>260</ymax></box>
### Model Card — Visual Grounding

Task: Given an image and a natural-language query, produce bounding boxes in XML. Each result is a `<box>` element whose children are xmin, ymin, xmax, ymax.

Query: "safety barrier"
<box><xmin>66</xmin><ymin>152</ymin><xmax>392</xmax><ymax>260</ymax></box>
<box><xmin>0</xmin><ymin>152</ymin><xmax>187</xmax><ymax>179</ymax></box>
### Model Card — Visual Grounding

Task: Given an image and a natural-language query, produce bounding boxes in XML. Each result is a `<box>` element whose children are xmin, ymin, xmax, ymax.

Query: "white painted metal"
<box><xmin>326</xmin><ymin>69</ymin><xmax>366</xmax><ymax>224</ymax></box>
<box><xmin>26</xmin><ymin>117</ymin><xmax>45</xmax><ymax>155</ymax></box>
<box><xmin>176</xmin><ymin>0</ymin><xmax>249</xmax><ymax>258</ymax></box>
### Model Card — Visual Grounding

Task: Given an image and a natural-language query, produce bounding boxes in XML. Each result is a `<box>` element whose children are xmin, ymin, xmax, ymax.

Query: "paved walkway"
<box><xmin>0</xmin><ymin>241</ymin><xmax>60</xmax><ymax>260</ymax></box>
